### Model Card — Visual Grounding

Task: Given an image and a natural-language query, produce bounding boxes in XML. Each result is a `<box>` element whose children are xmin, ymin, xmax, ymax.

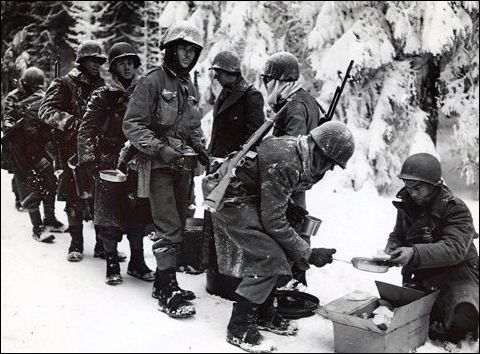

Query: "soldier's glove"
<box><xmin>157</xmin><ymin>145</ymin><xmax>183</xmax><ymax>165</ymax></box>
<box><xmin>389</xmin><ymin>247</ymin><xmax>414</xmax><ymax>267</ymax></box>
<box><xmin>198</xmin><ymin>148</ymin><xmax>211</xmax><ymax>166</ymax></box>
<box><xmin>308</xmin><ymin>248</ymin><xmax>336</xmax><ymax>268</ymax></box>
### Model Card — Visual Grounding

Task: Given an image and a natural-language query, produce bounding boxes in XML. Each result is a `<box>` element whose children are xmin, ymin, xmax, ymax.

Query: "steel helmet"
<box><xmin>209</xmin><ymin>51</ymin><xmax>241</xmax><ymax>74</ymax></box>
<box><xmin>160</xmin><ymin>21</ymin><xmax>203</xmax><ymax>50</ymax></box>
<box><xmin>262</xmin><ymin>51</ymin><xmax>299</xmax><ymax>82</ymax></box>
<box><xmin>108</xmin><ymin>42</ymin><xmax>141</xmax><ymax>71</ymax></box>
<box><xmin>76</xmin><ymin>40</ymin><xmax>107</xmax><ymax>64</ymax></box>
<box><xmin>310</xmin><ymin>121</ymin><xmax>355</xmax><ymax>169</ymax></box>
<box><xmin>21</xmin><ymin>67</ymin><xmax>45</xmax><ymax>89</ymax></box>
<box><xmin>398</xmin><ymin>153</ymin><xmax>442</xmax><ymax>185</ymax></box>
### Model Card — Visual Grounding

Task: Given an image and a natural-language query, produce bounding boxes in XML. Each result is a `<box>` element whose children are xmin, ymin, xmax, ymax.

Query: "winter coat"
<box><xmin>39</xmin><ymin>68</ymin><xmax>105</xmax><ymax>201</ymax></box>
<box><xmin>386</xmin><ymin>185</ymin><xmax>479</xmax><ymax>329</ymax></box>
<box><xmin>211</xmin><ymin>136</ymin><xmax>312</xmax><ymax>278</ymax></box>
<box><xmin>1</xmin><ymin>88</ymin><xmax>57</xmax><ymax>208</ymax></box>
<box><xmin>78</xmin><ymin>77</ymin><xmax>152</xmax><ymax>229</ymax></box>
<box><xmin>208</xmin><ymin>76</ymin><xmax>264</xmax><ymax>157</ymax></box>
<box><xmin>123</xmin><ymin>65</ymin><xmax>204</xmax><ymax>170</ymax></box>
<box><xmin>1</xmin><ymin>88</ymin><xmax>53</xmax><ymax>176</ymax></box>
<box><xmin>272</xmin><ymin>88</ymin><xmax>321</xmax><ymax>138</ymax></box>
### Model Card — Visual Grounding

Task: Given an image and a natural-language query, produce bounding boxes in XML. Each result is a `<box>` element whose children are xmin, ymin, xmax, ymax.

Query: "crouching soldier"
<box><xmin>77</xmin><ymin>42</ymin><xmax>155</xmax><ymax>285</ymax></box>
<box><xmin>385</xmin><ymin>153</ymin><xmax>479</xmax><ymax>343</ymax></box>
<box><xmin>2</xmin><ymin>67</ymin><xmax>64</xmax><ymax>241</ymax></box>
<box><xmin>123</xmin><ymin>21</ymin><xmax>209</xmax><ymax>318</ymax></box>
<box><xmin>210</xmin><ymin>121</ymin><xmax>354</xmax><ymax>352</ymax></box>
<box><xmin>39</xmin><ymin>40</ymin><xmax>111</xmax><ymax>262</ymax></box>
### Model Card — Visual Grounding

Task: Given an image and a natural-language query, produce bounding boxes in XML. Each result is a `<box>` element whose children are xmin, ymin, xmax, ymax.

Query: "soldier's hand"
<box><xmin>198</xmin><ymin>148</ymin><xmax>210</xmax><ymax>166</ymax></box>
<box><xmin>308</xmin><ymin>248</ymin><xmax>336</xmax><ymax>268</ymax></box>
<box><xmin>389</xmin><ymin>247</ymin><xmax>414</xmax><ymax>266</ymax></box>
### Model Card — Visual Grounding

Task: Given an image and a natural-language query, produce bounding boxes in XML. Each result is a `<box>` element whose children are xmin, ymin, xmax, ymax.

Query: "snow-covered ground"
<box><xmin>1</xmin><ymin>169</ymin><xmax>478</xmax><ymax>353</ymax></box>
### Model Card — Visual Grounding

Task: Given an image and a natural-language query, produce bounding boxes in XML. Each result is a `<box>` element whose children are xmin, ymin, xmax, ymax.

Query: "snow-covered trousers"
<box><xmin>236</xmin><ymin>275</ymin><xmax>279</xmax><ymax>304</ymax></box>
<box><xmin>149</xmin><ymin>169</ymin><xmax>192</xmax><ymax>270</ymax></box>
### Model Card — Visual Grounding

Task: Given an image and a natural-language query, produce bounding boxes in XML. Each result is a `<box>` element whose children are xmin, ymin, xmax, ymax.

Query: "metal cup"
<box><xmin>300</xmin><ymin>215</ymin><xmax>322</xmax><ymax>237</ymax></box>
<box><xmin>181</xmin><ymin>152</ymin><xmax>198</xmax><ymax>171</ymax></box>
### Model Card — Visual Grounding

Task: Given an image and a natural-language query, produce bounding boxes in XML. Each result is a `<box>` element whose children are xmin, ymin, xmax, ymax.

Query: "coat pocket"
<box><xmin>155</xmin><ymin>89</ymin><xmax>179</xmax><ymax>127</ymax></box>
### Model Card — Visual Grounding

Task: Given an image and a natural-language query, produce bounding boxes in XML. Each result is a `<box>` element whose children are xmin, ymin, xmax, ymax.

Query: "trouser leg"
<box><xmin>447</xmin><ymin>303</ymin><xmax>479</xmax><ymax>342</ymax></box>
<box><xmin>236</xmin><ymin>275</ymin><xmax>279</xmax><ymax>305</ymax></box>
<box><xmin>149</xmin><ymin>170</ymin><xmax>191</xmax><ymax>270</ymax></box>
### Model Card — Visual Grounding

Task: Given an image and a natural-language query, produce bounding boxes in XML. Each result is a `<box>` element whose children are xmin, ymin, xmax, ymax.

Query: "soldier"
<box><xmin>39</xmin><ymin>40</ymin><xmax>114</xmax><ymax>262</ymax></box>
<box><xmin>77</xmin><ymin>42</ymin><xmax>155</xmax><ymax>285</ymax></box>
<box><xmin>123</xmin><ymin>21</ymin><xmax>209</xmax><ymax>318</ymax></box>
<box><xmin>2</xmin><ymin>67</ymin><xmax>65</xmax><ymax>241</ymax></box>
<box><xmin>211</xmin><ymin>122</ymin><xmax>354</xmax><ymax>352</ymax></box>
<box><xmin>385</xmin><ymin>153</ymin><xmax>479</xmax><ymax>343</ymax></box>
<box><xmin>261</xmin><ymin>51</ymin><xmax>323</xmax><ymax>287</ymax></box>
<box><xmin>208</xmin><ymin>50</ymin><xmax>265</xmax><ymax>160</ymax></box>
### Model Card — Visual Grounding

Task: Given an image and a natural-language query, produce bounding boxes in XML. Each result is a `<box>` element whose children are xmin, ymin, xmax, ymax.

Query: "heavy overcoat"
<box><xmin>386</xmin><ymin>185</ymin><xmax>479</xmax><ymax>329</ymax></box>
<box><xmin>77</xmin><ymin>78</ymin><xmax>152</xmax><ymax>229</ymax></box>
<box><xmin>39</xmin><ymin>68</ymin><xmax>105</xmax><ymax>201</ymax></box>
<box><xmin>272</xmin><ymin>88</ymin><xmax>321</xmax><ymax>138</ymax></box>
<box><xmin>211</xmin><ymin>137</ymin><xmax>312</xmax><ymax>278</ymax></box>
<box><xmin>209</xmin><ymin>76</ymin><xmax>264</xmax><ymax>158</ymax></box>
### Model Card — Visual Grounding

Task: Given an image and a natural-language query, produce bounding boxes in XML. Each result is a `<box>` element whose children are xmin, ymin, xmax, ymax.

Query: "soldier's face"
<box><xmin>81</xmin><ymin>58</ymin><xmax>103</xmax><ymax>77</ymax></box>
<box><xmin>113</xmin><ymin>58</ymin><xmax>135</xmax><ymax>80</ymax></box>
<box><xmin>176</xmin><ymin>44</ymin><xmax>197</xmax><ymax>69</ymax></box>
<box><xmin>213</xmin><ymin>69</ymin><xmax>236</xmax><ymax>88</ymax></box>
<box><xmin>403</xmin><ymin>180</ymin><xmax>436</xmax><ymax>205</ymax></box>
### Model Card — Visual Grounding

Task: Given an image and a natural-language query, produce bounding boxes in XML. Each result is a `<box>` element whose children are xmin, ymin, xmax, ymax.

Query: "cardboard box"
<box><xmin>325</xmin><ymin>281</ymin><xmax>439</xmax><ymax>353</ymax></box>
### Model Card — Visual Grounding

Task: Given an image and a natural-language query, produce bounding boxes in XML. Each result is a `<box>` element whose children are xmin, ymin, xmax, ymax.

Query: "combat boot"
<box><xmin>126</xmin><ymin>233</ymin><xmax>155</xmax><ymax>281</ymax></box>
<box><xmin>226</xmin><ymin>296</ymin><xmax>276</xmax><ymax>353</ymax></box>
<box><xmin>105</xmin><ymin>252</ymin><xmax>123</xmax><ymax>285</ymax></box>
<box><xmin>257</xmin><ymin>292</ymin><xmax>298</xmax><ymax>335</ymax></box>
<box><xmin>156</xmin><ymin>269</ymin><xmax>195</xmax><ymax>318</ymax></box>
<box><xmin>152</xmin><ymin>269</ymin><xmax>195</xmax><ymax>300</ymax></box>
<box><xmin>30</xmin><ymin>209</ymin><xmax>55</xmax><ymax>243</ymax></box>
<box><xmin>43</xmin><ymin>201</ymin><xmax>67</xmax><ymax>232</ymax></box>
<box><xmin>67</xmin><ymin>225</ymin><xmax>84</xmax><ymax>262</ymax></box>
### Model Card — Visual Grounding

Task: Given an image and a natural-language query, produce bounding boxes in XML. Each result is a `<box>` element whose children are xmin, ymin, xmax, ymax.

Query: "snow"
<box><xmin>1</xmin><ymin>169</ymin><xmax>479</xmax><ymax>353</ymax></box>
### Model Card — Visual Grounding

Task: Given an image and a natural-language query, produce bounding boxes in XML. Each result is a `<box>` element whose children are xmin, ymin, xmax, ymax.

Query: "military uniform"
<box><xmin>386</xmin><ymin>185</ymin><xmax>479</xmax><ymax>340</ymax></box>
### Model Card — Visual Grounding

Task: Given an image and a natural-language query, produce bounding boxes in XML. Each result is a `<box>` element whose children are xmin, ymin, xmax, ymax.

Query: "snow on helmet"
<box><xmin>76</xmin><ymin>40</ymin><xmax>107</xmax><ymax>64</ymax></box>
<box><xmin>310</xmin><ymin>121</ymin><xmax>355</xmax><ymax>169</ymax></box>
<box><xmin>160</xmin><ymin>21</ymin><xmax>203</xmax><ymax>50</ymax></box>
<box><xmin>108</xmin><ymin>42</ymin><xmax>141</xmax><ymax>71</ymax></box>
<box><xmin>398</xmin><ymin>153</ymin><xmax>442</xmax><ymax>185</ymax></box>
<box><xmin>262</xmin><ymin>51</ymin><xmax>299</xmax><ymax>82</ymax></box>
<box><xmin>209</xmin><ymin>51</ymin><xmax>241</xmax><ymax>73</ymax></box>
<box><xmin>21</xmin><ymin>67</ymin><xmax>45</xmax><ymax>89</ymax></box>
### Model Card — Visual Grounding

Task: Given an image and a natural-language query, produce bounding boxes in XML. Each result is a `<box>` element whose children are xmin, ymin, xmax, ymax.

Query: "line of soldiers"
<box><xmin>2</xmin><ymin>20</ymin><xmax>477</xmax><ymax>353</ymax></box>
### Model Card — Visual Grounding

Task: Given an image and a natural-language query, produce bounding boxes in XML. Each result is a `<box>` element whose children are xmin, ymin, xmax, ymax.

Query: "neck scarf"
<box><xmin>266</xmin><ymin>79</ymin><xmax>302</xmax><ymax>110</ymax></box>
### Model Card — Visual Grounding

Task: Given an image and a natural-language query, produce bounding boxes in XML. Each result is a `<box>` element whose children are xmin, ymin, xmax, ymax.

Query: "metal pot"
<box><xmin>300</xmin><ymin>215</ymin><xmax>322</xmax><ymax>237</ymax></box>
<box><xmin>181</xmin><ymin>152</ymin><xmax>198</xmax><ymax>171</ymax></box>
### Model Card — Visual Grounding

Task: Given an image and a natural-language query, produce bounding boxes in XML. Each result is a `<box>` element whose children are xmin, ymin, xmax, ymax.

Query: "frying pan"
<box><xmin>333</xmin><ymin>257</ymin><xmax>395</xmax><ymax>273</ymax></box>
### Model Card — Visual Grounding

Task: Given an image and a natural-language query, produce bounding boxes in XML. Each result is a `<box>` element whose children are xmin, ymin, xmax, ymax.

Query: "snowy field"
<box><xmin>1</xmin><ymin>169</ymin><xmax>478</xmax><ymax>353</ymax></box>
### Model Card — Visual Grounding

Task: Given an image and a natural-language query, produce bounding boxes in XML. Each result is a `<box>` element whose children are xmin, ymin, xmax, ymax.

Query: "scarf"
<box><xmin>266</xmin><ymin>79</ymin><xmax>303</xmax><ymax>110</ymax></box>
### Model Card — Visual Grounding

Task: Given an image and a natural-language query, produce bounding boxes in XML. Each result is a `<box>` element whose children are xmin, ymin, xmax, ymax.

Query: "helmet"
<box><xmin>310</xmin><ymin>121</ymin><xmax>355</xmax><ymax>169</ymax></box>
<box><xmin>160</xmin><ymin>21</ymin><xmax>203</xmax><ymax>50</ymax></box>
<box><xmin>21</xmin><ymin>67</ymin><xmax>45</xmax><ymax>89</ymax></box>
<box><xmin>108</xmin><ymin>42</ymin><xmax>141</xmax><ymax>71</ymax></box>
<box><xmin>209</xmin><ymin>51</ymin><xmax>241</xmax><ymax>73</ymax></box>
<box><xmin>398</xmin><ymin>153</ymin><xmax>442</xmax><ymax>185</ymax></box>
<box><xmin>262</xmin><ymin>51</ymin><xmax>299</xmax><ymax>82</ymax></box>
<box><xmin>76</xmin><ymin>40</ymin><xmax>107</xmax><ymax>64</ymax></box>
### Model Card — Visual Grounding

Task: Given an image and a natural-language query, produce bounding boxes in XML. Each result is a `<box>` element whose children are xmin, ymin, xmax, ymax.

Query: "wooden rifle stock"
<box><xmin>203</xmin><ymin>104</ymin><xmax>288</xmax><ymax>212</ymax></box>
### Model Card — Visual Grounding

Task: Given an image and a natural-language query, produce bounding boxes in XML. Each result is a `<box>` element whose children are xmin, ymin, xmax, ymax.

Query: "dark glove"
<box><xmin>198</xmin><ymin>148</ymin><xmax>210</xmax><ymax>166</ymax></box>
<box><xmin>308</xmin><ymin>248</ymin><xmax>336</xmax><ymax>268</ymax></box>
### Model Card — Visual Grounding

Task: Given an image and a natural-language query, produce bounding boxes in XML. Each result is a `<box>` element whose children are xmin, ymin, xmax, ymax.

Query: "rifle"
<box><xmin>51</xmin><ymin>54</ymin><xmax>64</xmax><ymax>172</ymax></box>
<box><xmin>202</xmin><ymin>60</ymin><xmax>355</xmax><ymax>213</ymax></box>
<box><xmin>322</xmin><ymin>60</ymin><xmax>354</xmax><ymax>123</ymax></box>
<box><xmin>202</xmin><ymin>103</ymin><xmax>288</xmax><ymax>212</ymax></box>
